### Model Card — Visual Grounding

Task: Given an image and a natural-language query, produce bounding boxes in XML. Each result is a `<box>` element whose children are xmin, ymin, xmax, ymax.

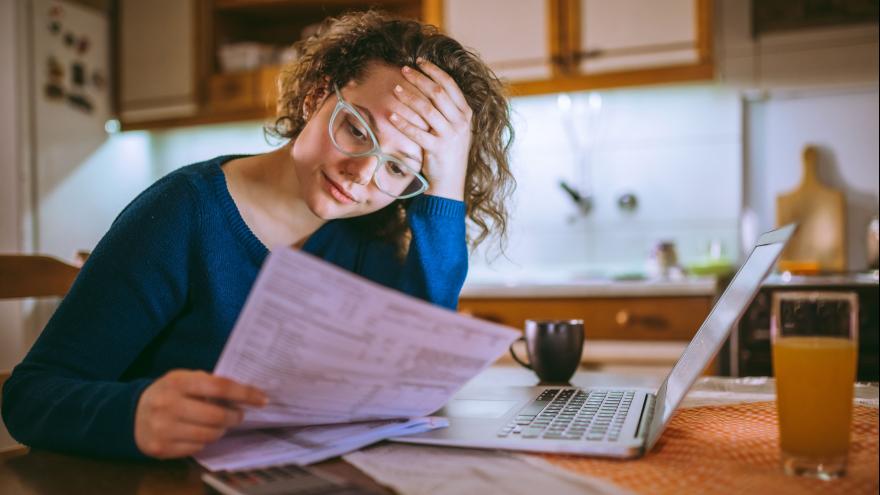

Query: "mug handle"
<box><xmin>509</xmin><ymin>337</ymin><xmax>532</xmax><ymax>370</ymax></box>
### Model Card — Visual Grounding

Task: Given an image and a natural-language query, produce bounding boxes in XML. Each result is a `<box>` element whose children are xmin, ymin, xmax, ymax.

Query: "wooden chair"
<box><xmin>0</xmin><ymin>254</ymin><xmax>81</xmax><ymax>456</ymax></box>
<box><xmin>0</xmin><ymin>254</ymin><xmax>81</xmax><ymax>299</ymax></box>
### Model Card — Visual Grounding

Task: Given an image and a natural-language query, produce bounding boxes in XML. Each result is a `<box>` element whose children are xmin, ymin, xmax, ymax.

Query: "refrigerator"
<box><xmin>29</xmin><ymin>0</ymin><xmax>112</xmax><ymax>259</ymax></box>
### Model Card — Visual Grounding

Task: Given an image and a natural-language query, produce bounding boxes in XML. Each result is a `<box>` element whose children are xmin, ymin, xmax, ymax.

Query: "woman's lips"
<box><xmin>322</xmin><ymin>173</ymin><xmax>357</xmax><ymax>204</ymax></box>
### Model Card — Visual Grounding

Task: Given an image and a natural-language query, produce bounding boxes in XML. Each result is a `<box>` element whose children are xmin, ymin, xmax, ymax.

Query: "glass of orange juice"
<box><xmin>772</xmin><ymin>291</ymin><xmax>858</xmax><ymax>480</ymax></box>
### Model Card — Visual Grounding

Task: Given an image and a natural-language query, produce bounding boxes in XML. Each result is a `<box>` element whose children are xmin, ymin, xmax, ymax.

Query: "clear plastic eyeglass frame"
<box><xmin>328</xmin><ymin>84</ymin><xmax>429</xmax><ymax>199</ymax></box>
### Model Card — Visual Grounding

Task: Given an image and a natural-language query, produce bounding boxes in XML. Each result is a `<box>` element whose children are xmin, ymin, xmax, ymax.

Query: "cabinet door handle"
<box><xmin>615</xmin><ymin>310</ymin><xmax>668</xmax><ymax>329</ymax></box>
<box><xmin>615</xmin><ymin>310</ymin><xmax>631</xmax><ymax>327</ymax></box>
<box><xmin>579</xmin><ymin>49</ymin><xmax>604</xmax><ymax>60</ymax></box>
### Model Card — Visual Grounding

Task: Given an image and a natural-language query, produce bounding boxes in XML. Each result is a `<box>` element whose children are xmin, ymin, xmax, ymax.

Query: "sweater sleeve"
<box><xmin>393</xmin><ymin>194</ymin><xmax>468</xmax><ymax>310</ymax></box>
<box><xmin>1</xmin><ymin>173</ymin><xmax>200</xmax><ymax>458</ymax></box>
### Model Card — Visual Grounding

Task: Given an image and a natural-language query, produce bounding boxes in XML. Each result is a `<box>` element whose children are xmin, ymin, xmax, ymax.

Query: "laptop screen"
<box><xmin>645</xmin><ymin>225</ymin><xmax>793</xmax><ymax>451</ymax></box>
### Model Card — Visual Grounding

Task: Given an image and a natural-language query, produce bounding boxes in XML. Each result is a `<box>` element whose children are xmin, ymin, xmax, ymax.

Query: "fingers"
<box><xmin>393</xmin><ymin>78</ymin><xmax>451</xmax><ymax>134</ymax></box>
<box><xmin>392</xmin><ymin>61</ymin><xmax>474</xmax><ymax>155</ymax></box>
<box><xmin>151</xmin><ymin>441</ymin><xmax>209</xmax><ymax>460</ymax></box>
<box><xmin>167</xmin><ymin>422</ymin><xmax>227</xmax><ymax>445</ymax></box>
<box><xmin>175</xmin><ymin>397</ymin><xmax>243</xmax><ymax>428</ymax></box>
<box><xmin>175</xmin><ymin>371</ymin><xmax>268</xmax><ymax>407</ymax></box>
<box><xmin>400</xmin><ymin>61</ymin><xmax>471</xmax><ymax>125</ymax></box>
<box><xmin>136</xmin><ymin>370</ymin><xmax>266</xmax><ymax>459</ymax></box>
<box><xmin>414</xmin><ymin>58</ymin><xmax>472</xmax><ymax>116</ymax></box>
<box><xmin>390</xmin><ymin>112</ymin><xmax>436</xmax><ymax>150</ymax></box>
<box><xmin>386</xmin><ymin>98</ymin><xmax>430</xmax><ymax>131</ymax></box>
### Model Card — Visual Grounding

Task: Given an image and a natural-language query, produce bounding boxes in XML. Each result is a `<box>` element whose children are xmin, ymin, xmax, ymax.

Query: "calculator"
<box><xmin>201</xmin><ymin>464</ymin><xmax>381</xmax><ymax>495</ymax></box>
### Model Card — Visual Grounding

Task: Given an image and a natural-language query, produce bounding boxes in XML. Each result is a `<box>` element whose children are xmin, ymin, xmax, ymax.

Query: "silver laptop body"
<box><xmin>393</xmin><ymin>225</ymin><xmax>795</xmax><ymax>459</ymax></box>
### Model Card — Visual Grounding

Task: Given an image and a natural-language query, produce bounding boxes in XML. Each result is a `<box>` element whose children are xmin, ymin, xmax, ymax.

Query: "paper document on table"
<box><xmin>343</xmin><ymin>443</ymin><xmax>634</xmax><ymax>495</ymax></box>
<box><xmin>195</xmin><ymin>417</ymin><xmax>449</xmax><ymax>471</ymax></box>
<box><xmin>214</xmin><ymin>247</ymin><xmax>519</xmax><ymax>428</ymax></box>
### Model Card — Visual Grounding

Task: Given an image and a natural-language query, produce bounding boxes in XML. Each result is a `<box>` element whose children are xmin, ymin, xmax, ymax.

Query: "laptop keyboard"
<box><xmin>497</xmin><ymin>389</ymin><xmax>634</xmax><ymax>442</ymax></box>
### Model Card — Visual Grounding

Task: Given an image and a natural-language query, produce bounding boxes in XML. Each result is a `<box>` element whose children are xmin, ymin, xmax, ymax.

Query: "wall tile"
<box><xmin>587</xmin><ymin>140</ymin><xmax>742</xmax><ymax>222</ymax></box>
<box><xmin>150</xmin><ymin>121</ymin><xmax>278</xmax><ymax>177</ymax></box>
<box><xmin>746</xmin><ymin>88</ymin><xmax>879</xmax><ymax>269</ymax></box>
<box><xmin>471</xmin><ymin>84</ymin><xmax>743</xmax><ymax>277</ymax></box>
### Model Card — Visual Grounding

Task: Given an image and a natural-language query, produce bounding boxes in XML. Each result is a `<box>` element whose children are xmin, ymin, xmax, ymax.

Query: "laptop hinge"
<box><xmin>634</xmin><ymin>394</ymin><xmax>656</xmax><ymax>441</ymax></box>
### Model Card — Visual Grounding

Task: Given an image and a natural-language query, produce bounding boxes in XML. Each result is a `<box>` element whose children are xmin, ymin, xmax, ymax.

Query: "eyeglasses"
<box><xmin>328</xmin><ymin>85</ymin><xmax>428</xmax><ymax>199</ymax></box>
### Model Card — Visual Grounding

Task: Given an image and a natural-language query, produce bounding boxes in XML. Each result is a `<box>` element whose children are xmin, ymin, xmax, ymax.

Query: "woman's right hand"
<box><xmin>134</xmin><ymin>369</ymin><xmax>268</xmax><ymax>459</ymax></box>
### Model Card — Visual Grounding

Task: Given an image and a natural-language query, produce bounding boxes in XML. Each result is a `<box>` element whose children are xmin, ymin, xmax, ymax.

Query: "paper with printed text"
<box><xmin>195</xmin><ymin>417</ymin><xmax>449</xmax><ymax>470</ymax></box>
<box><xmin>213</xmin><ymin>247</ymin><xmax>519</xmax><ymax>429</ymax></box>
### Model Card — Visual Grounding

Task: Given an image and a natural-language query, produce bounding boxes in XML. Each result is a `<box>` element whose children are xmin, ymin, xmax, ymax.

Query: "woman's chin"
<box><xmin>306</xmin><ymin>188</ymin><xmax>382</xmax><ymax>220</ymax></box>
<box><xmin>306</xmin><ymin>197</ymin><xmax>336</xmax><ymax>220</ymax></box>
<box><xmin>306</xmin><ymin>193</ymin><xmax>353</xmax><ymax>220</ymax></box>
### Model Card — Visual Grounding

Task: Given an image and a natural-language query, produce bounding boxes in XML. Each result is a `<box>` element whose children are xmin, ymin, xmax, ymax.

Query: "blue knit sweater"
<box><xmin>1</xmin><ymin>156</ymin><xmax>468</xmax><ymax>458</ymax></box>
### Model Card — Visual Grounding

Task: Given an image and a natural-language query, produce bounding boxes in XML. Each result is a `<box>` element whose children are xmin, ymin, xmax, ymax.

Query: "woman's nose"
<box><xmin>341</xmin><ymin>155</ymin><xmax>375</xmax><ymax>185</ymax></box>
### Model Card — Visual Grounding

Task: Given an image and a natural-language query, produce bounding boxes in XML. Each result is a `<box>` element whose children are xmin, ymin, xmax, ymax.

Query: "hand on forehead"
<box><xmin>343</xmin><ymin>62</ymin><xmax>431</xmax><ymax>134</ymax></box>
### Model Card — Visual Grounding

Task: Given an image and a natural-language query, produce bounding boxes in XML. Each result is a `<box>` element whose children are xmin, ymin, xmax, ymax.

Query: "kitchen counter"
<box><xmin>458</xmin><ymin>275</ymin><xmax>717</xmax><ymax>342</ymax></box>
<box><xmin>460</xmin><ymin>276</ymin><xmax>717</xmax><ymax>298</ymax></box>
<box><xmin>763</xmin><ymin>271</ymin><xmax>879</xmax><ymax>287</ymax></box>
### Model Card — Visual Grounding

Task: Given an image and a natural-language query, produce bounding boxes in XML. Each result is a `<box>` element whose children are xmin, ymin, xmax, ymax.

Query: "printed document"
<box><xmin>196</xmin><ymin>417</ymin><xmax>449</xmax><ymax>471</ymax></box>
<box><xmin>199</xmin><ymin>248</ymin><xmax>518</xmax><ymax>469</ymax></box>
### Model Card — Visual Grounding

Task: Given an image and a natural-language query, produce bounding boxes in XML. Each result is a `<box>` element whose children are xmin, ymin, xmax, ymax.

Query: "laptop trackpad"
<box><xmin>444</xmin><ymin>399</ymin><xmax>521</xmax><ymax>419</ymax></box>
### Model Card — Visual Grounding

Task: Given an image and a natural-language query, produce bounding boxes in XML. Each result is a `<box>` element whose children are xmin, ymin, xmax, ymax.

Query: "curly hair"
<box><xmin>265</xmin><ymin>10</ymin><xmax>515</xmax><ymax>257</ymax></box>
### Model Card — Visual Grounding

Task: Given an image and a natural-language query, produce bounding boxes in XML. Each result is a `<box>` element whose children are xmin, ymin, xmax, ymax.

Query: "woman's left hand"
<box><xmin>390</xmin><ymin>59</ymin><xmax>473</xmax><ymax>201</ymax></box>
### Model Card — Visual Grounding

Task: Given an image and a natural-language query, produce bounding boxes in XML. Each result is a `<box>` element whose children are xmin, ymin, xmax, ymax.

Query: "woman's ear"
<box><xmin>302</xmin><ymin>83</ymin><xmax>330</xmax><ymax>121</ymax></box>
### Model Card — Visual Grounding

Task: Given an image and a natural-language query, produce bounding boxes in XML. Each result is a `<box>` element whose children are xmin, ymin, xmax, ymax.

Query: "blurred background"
<box><xmin>0</xmin><ymin>1</ymin><xmax>878</xmax><ymax>385</ymax></box>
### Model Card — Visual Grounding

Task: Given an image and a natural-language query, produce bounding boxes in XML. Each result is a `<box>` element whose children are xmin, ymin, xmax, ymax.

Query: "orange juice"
<box><xmin>773</xmin><ymin>336</ymin><xmax>857</xmax><ymax>458</ymax></box>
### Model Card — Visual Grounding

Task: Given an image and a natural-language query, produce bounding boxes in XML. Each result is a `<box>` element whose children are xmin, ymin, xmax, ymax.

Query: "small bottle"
<box><xmin>867</xmin><ymin>215</ymin><xmax>879</xmax><ymax>270</ymax></box>
<box><xmin>648</xmin><ymin>241</ymin><xmax>680</xmax><ymax>279</ymax></box>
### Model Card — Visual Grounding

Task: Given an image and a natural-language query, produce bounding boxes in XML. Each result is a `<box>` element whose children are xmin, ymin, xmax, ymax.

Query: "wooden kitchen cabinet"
<box><xmin>575</xmin><ymin>0</ymin><xmax>703</xmax><ymax>74</ymax></box>
<box><xmin>715</xmin><ymin>0</ymin><xmax>879</xmax><ymax>90</ymax></box>
<box><xmin>434</xmin><ymin>0</ymin><xmax>558</xmax><ymax>82</ymax></box>
<box><xmin>202</xmin><ymin>0</ymin><xmax>420</xmax><ymax>118</ymax></box>
<box><xmin>206</xmin><ymin>66</ymin><xmax>279</xmax><ymax>114</ymax></box>
<box><xmin>458</xmin><ymin>295</ymin><xmax>713</xmax><ymax>341</ymax></box>
<box><xmin>429</xmin><ymin>0</ymin><xmax>713</xmax><ymax>96</ymax></box>
<box><xmin>117</xmin><ymin>0</ymin><xmax>423</xmax><ymax>130</ymax></box>
<box><xmin>117</xmin><ymin>0</ymin><xmax>713</xmax><ymax>129</ymax></box>
<box><xmin>117</xmin><ymin>0</ymin><xmax>205</xmax><ymax>124</ymax></box>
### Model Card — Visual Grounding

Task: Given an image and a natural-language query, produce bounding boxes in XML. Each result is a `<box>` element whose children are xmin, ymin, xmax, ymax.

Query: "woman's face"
<box><xmin>290</xmin><ymin>63</ymin><xmax>424</xmax><ymax>220</ymax></box>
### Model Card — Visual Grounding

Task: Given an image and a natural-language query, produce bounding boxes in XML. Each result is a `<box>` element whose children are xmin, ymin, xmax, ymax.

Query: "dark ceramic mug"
<box><xmin>509</xmin><ymin>319</ymin><xmax>584</xmax><ymax>384</ymax></box>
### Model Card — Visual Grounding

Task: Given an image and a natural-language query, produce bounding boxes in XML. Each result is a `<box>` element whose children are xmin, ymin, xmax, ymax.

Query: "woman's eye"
<box><xmin>346</xmin><ymin>119</ymin><xmax>368</xmax><ymax>142</ymax></box>
<box><xmin>387</xmin><ymin>162</ymin><xmax>406</xmax><ymax>177</ymax></box>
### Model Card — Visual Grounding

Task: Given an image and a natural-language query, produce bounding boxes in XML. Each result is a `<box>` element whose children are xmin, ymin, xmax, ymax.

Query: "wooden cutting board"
<box><xmin>776</xmin><ymin>146</ymin><xmax>847</xmax><ymax>272</ymax></box>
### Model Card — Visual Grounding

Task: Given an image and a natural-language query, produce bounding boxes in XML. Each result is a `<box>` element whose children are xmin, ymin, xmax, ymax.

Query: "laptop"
<box><xmin>393</xmin><ymin>224</ymin><xmax>795</xmax><ymax>458</ymax></box>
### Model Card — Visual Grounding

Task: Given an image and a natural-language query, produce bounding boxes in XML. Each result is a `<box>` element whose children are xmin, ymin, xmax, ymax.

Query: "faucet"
<box><xmin>559</xmin><ymin>180</ymin><xmax>592</xmax><ymax>216</ymax></box>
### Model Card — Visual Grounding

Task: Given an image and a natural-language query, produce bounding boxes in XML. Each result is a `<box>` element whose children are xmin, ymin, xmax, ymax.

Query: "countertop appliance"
<box><xmin>727</xmin><ymin>273</ymin><xmax>879</xmax><ymax>381</ymax></box>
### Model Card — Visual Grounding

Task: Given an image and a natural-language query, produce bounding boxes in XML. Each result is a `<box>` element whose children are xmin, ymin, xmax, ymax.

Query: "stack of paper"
<box><xmin>194</xmin><ymin>248</ymin><xmax>518</xmax><ymax>470</ymax></box>
<box><xmin>196</xmin><ymin>417</ymin><xmax>449</xmax><ymax>471</ymax></box>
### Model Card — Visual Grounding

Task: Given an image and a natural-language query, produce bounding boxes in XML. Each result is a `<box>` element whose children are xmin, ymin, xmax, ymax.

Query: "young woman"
<box><xmin>2</xmin><ymin>11</ymin><xmax>514</xmax><ymax>459</ymax></box>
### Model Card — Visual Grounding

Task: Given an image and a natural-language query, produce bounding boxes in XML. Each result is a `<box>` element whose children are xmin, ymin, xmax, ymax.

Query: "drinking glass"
<box><xmin>771</xmin><ymin>291</ymin><xmax>858</xmax><ymax>480</ymax></box>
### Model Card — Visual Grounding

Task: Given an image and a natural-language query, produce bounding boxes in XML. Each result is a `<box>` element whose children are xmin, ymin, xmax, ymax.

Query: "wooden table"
<box><xmin>9</xmin><ymin>365</ymin><xmax>871</xmax><ymax>495</ymax></box>
<box><xmin>0</xmin><ymin>365</ymin><xmax>660</xmax><ymax>495</ymax></box>
<box><xmin>0</xmin><ymin>449</ymin><xmax>390</xmax><ymax>495</ymax></box>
